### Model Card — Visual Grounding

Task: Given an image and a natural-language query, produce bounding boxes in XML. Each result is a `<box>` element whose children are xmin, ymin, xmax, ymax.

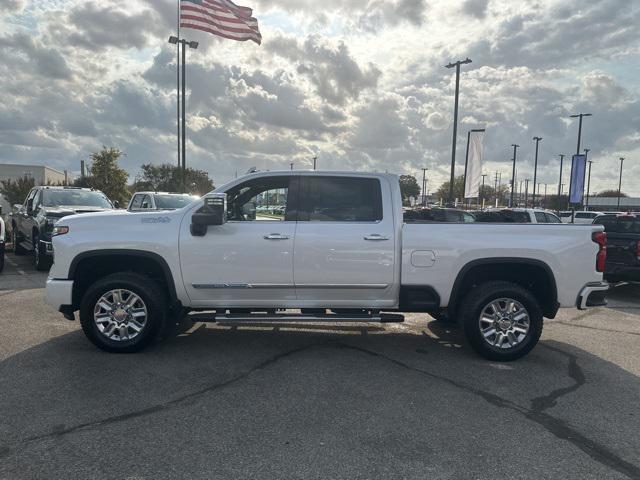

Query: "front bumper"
<box><xmin>576</xmin><ymin>281</ymin><xmax>609</xmax><ymax>310</ymax></box>
<box><xmin>46</xmin><ymin>278</ymin><xmax>73</xmax><ymax>308</ymax></box>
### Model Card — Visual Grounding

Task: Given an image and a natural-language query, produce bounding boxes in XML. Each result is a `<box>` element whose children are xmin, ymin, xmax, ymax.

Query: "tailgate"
<box><xmin>607</xmin><ymin>233</ymin><xmax>640</xmax><ymax>265</ymax></box>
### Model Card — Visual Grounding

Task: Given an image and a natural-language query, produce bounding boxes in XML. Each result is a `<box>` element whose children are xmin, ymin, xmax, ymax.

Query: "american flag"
<box><xmin>180</xmin><ymin>0</ymin><xmax>262</xmax><ymax>45</ymax></box>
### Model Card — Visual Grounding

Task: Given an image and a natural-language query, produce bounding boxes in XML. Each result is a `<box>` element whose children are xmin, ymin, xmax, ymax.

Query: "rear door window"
<box><xmin>545</xmin><ymin>213</ymin><xmax>562</xmax><ymax>223</ymax></box>
<box><xmin>534</xmin><ymin>212</ymin><xmax>546</xmax><ymax>223</ymax></box>
<box><xmin>301</xmin><ymin>177</ymin><xmax>382</xmax><ymax>222</ymax></box>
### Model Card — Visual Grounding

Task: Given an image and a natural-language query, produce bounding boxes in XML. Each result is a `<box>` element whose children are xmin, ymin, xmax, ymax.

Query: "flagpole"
<box><xmin>176</xmin><ymin>0</ymin><xmax>181</xmax><ymax>169</ymax></box>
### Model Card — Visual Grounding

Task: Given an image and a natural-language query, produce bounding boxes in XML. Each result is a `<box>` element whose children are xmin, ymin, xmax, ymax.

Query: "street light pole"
<box><xmin>532</xmin><ymin>137</ymin><xmax>542</xmax><ymax>207</ymax></box>
<box><xmin>618</xmin><ymin>157</ymin><xmax>625</xmax><ymax>209</ymax></box>
<box><xmin>557</xmin><ymin>154</ymin><xmax>565</xmax><ymax>210</ymax></box>
<box><xmin>445</xmin><ymin>57</ymin><xmax>472</xmax><ymax>204</ymax></box>
<box><xmin>524</xmin><ymin>179</ymin><xmax>530</xmax><ymax>207</ymax></box>
<box><xmin>480</xmin><ymin>173</ymin><xmax>487</xmax><ymax>208</ymax></box>
<box><xmin>313</xmin><ymin>156</ymin><xmax>317</xmax><ymax>170</ymax></box>
<box><xmin>421</xmin><ymin>168</ymin><xmax>428</xmax><ymax>206</ymax></box>
<box><xmin>169</xmin><ymin>36</ymin><xmax>198</xmax><ymax>193</ymax></box>
<box><xmin>290</xmin><ymin>162</ymin><xmax>294</xmax><ymax>170</ymax></box>
<box><xmin>569</xmin><ymin>113</ymin><xmax>592</xmax><ymax>210</ymax></box>
<box><xmin>509</xmin><ymin>144</ymin><xmax>519</xmax><ymax>207</ymax></box>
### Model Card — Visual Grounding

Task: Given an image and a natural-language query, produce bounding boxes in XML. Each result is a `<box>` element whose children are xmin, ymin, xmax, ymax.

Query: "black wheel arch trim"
<box><xmin>68</xmin><ymin>249</ymin><xmax>178</xmax><ymax>303</ymax></box>
<box><xmin>448</xmin><ymin>257</ymin><xmax>559</xmax><ymax>318</ymax></box>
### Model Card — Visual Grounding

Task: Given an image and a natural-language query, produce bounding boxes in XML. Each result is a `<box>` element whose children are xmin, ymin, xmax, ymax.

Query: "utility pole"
<box><xmin>618</xmin><ymin>157</ymin><xmax>625</xmax><ymax>209</ymax></box>
<box><xmin>421</xmin><ymin>168</ymin><xmax>428</xmax><ymax>206</ymax></box>
<box><xmin>290</xmin><ymin>162</ymin><xmax>294</xmax><ymax>170</ymax></box>
<box><xmin>313</xmin><ymin>155</ymin><xmax>317</xmax><ymax>170</ymax></box>
<box><xmin>524</xmin><ymin>179</ymin><xmax>530</xmax><ymax>207</ymax></box>
<box><xmin>569</xmin><ymin>113</ymin><xmax>592</xmax><ymax>209</ymax></box>
<box><xmin>445</xmin><ymin>57</ymin><xmax>472</xmax><ymax>204</ymax></box>
<box><xmin>480</xmin><ymin>174</ymin><xmax>487</xmax><ymax>208</ymax></box>
<box><xmin>584</xmin><ymin>149</ymin><xmax>591</xmax><ymax>209</ymax></box>
<box><xmin>557</xmin><ymin>154</ymin><xmax>565</xmax><ymax>211</ymax></box>
<box><xmin>532</xmin><ymin>137</ymin><xmax>542</xmax><ymax>207</ymax></box>
<box><xmin>169</xmin><ymin>36</ymin><xmax>199</xmax><ymax>193</ymax></box>
<box><xmin>509</xmin><ymin>144</ymin><xmax>519</xmax><ymax>207</ymax></box>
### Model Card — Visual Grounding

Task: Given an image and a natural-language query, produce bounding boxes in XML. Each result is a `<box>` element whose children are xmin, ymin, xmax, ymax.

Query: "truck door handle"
<box><xmin>264</xmin><ymin>233</ymin><xmax>290</xmax><ymax>240</ymax></box>
<box><xmin>364</xmin><ymin>234</ymin><xmax>389</xmax><ymax>241</ymax></box>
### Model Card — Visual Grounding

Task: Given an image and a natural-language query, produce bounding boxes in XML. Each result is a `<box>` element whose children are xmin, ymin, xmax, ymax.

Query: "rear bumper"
<box><xmin>605</xmin><ymin>263</ymin><xmax>640</xmax><ymax>282</ymax></box>
<box><xmin>576</xmin><ymin>281</ymin><xmax>609</xmax><ymax>310</ymax></box>
<box><xmin>46</xmin><ymin>278</ymin><xmax>73</xmax><ymax>308</ymax></box>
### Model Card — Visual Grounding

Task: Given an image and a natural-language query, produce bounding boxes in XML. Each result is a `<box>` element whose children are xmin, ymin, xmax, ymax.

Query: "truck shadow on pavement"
<box><xmin>1</xmin><ymin>320</ymin><xmax>639</xmax><ymax>479</ymax></box>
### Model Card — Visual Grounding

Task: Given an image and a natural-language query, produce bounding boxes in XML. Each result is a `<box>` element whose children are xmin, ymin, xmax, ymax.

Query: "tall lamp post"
<box><xmin>509</xmin><ymin>144</ymin><xmax>520</xmax><ymax>207</ymax></box>
<box><xmin>532</xmin><ymin>136</ymin><xmax>542</xmax><ymax>207</ymax></box>
<box><xmin>169</xmin><ymin>35</ymin><xmax>198</xmax><ymax>193</ymax></box>
<box><xmin>617</xmin><ymin>157</ymin><xmax>625</xmax><ymax>209</ymax></box>
<box><xmin>480</xmin><ymin>173</ymin><xmax>487</xmax><ymax>208</ymax></box>
<box><xmin>313</xmin><ymin>155</ymin><xmax>317</xmax><ymax>170</ymax></box>
<box><xmin>445</xmin><ymin>57</ymin><xmax>472</xmax><ymax>204</ymax></box>
<box><xmin>569</xmin><ymin>113</ymin><xmax>592</xmax><ymax>209</ymax></box>
<box><xmin>557</xmin><ymin>154</ymin><xmax>565</xmax><ymax>211</ymax></box>
<box><xmin>421</xmin><ymin>168</ymin><xmax>428</xmax><ymax>206</ymax></box>
<box><xmin>584</xmin><ymin>149</ymin><xmax>592</xmax><ymax>209</ymax></box>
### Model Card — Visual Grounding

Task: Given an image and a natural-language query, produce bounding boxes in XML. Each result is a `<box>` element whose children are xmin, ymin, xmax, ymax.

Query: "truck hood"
<box><xmin>43</xmin><ymin>205</ymin><xmax>113</xmax><ymax>217</ymax></box>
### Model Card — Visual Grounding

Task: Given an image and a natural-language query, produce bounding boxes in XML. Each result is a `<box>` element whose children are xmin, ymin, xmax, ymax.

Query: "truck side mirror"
<box><xmin>26</xmin><ymin>199</ymin><xmax>34</xmax><ymax>215</ymax></box>
<box><xmin>191</xmin><ymin>193</ymin><xmax>226</xmax><ymax>236</ymax></box>
<box><xmin>113</xmin><ymin>200</ymin><xmax>120</xmax><ymax>209</ymax></box>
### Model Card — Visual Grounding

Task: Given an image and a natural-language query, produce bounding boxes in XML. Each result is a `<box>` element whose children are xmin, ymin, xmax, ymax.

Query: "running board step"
<box><xmin>188</xmin><ymin>312</ymin><xmax>404</xmax><ymax>323</ymax></box>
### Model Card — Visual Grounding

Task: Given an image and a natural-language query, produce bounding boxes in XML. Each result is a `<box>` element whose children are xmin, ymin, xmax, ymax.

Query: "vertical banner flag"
<box><xmin>569</xmin><ymin>154</ymin><xmax>587</xmax><ymax>204</ymax></box>
<box><xmin>464</xmin><ymin>131</ymin><xmax>485</xmax><ymax>198</ymax></box>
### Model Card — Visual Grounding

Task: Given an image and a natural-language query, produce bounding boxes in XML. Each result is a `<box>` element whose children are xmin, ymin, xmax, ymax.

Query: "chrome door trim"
<box><xmin>192</xmin><ymin>283</ymin><xmax>389</xmax><ymax>290</ymax></box>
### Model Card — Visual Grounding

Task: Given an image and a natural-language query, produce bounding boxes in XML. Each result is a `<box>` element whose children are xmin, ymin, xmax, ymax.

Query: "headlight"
<box><xmin>52</xmin><ymin>225</ymin><xmax>69</xmax><ymax>237</ymax></box>
<box><xmin>45</xmin><ymin>217</ymin><xmax>58</xmax><ymax>227</ymax></box>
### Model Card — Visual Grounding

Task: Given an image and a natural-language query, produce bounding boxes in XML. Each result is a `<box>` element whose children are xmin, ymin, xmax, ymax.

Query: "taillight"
<box><xmin>592</xmin><ymin>231</ymin><xmax>607</xmax><ymax>272</ymax></box>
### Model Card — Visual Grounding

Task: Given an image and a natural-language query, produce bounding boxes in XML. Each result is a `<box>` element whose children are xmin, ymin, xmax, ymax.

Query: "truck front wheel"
<box><xmin>79</xmin><ymin>272</ymin><xmax>167</xmax><ymax>353</ymax></box>
<box><xmin>459</xmin><ymin>281</ymin><xmax>543</xmax><ymax>361</ymax></box>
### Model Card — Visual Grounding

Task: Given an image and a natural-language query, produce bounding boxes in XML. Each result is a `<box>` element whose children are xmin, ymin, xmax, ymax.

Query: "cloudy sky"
<box><xmin>1</xmin><ymin>0</ymin><xmax>639</xmax><ymax>196</ymax></box>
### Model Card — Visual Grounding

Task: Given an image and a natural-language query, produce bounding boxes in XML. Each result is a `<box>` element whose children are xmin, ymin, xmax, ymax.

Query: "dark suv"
<box><xmin>592</xmin><ymin>213</ymin><xmax>640</xmax><ymax>283</ymax></box>
<box><xmin>12</xmin><ymin>186</ymin><xmax>114</xmax><ymax>270</ymax></box>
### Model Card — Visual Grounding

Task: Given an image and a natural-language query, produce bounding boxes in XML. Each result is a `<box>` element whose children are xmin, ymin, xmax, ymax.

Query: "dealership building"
<box><xmin>0</xmin><ymin>163</ymin><xmax>68</xmax><ymax>216</ymax></box>
<box><xmin>586</xmin><ymin>197</ymin><xmax>640</xmax><ymax>212</ymax></box>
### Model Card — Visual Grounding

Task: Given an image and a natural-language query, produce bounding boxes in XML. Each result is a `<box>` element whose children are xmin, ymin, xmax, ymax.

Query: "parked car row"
<box><xmin>7</xmin><ymin>187</ymin><xmax>200</xmax><ymax>271</ymax></box>
<box><xmin>404</xmin><ymin>207</ymin><xmax>562</xmax><ymax>224</ymax></box>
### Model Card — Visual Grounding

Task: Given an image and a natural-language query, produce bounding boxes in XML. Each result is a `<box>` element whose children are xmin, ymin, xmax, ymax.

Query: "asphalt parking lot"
<box><xmin>1</xmin><ymin>252</ymin><xmax>639</xmax><ymax>480</ymax></box>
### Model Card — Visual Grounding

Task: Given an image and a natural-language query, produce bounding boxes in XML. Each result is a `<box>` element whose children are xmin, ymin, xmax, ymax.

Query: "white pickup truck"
<box><xmin>46</xmin><ymin>171</ymin><xmax>609</xmax><ymax>361</ymax></box>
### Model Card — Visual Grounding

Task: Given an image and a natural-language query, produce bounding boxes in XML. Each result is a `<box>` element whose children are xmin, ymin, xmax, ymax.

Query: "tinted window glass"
<box><xmin>303</xmin><ymin>177</ymin><xmax>382</xmax><ymax>222</ymax></box>
<box><xmin>475</xmin><ymin>210</ymin><xmax>530</xmax><ymax>223</ymax></box>
<box><xmin>575</xmin><ymin>212</ymin><xmax>594</xmax><ymax>219</ymax></box>
<box><xmin>226</xmin><ymin>177</ymin><xmax>290</xmax><ymax>222</ymax></box>
<box><xmin>545</xmin><ymin>213</ymin><xmax>562</xmax><ymax>223</ymax></box>
<box><xmin>42</xmin><ymin>189</ymin><xmax>112</xmax><ymax>208</ymax></box>
<box><xmin>594</xmin><ymin>215</ymin><xmax>618</xmax><ymax>231</ymax></box>
<box><xmin>154</xmin><ymin>194</ymin><xmax>198</xmax><ymax>209</ymax></box>
<box><xmin>140</xmin><ymin>195</ymin><xmax>151</xmax><ymax>209</ymax></box>
<box><xmin>130</xmin><ymin>195</ymin><xmax>143</xmax><ymax>209</ymax></box>
<box><xmin>535</xmin><ymin>212</ymin><xmax>546</xmax><ymax>223</ymax></box>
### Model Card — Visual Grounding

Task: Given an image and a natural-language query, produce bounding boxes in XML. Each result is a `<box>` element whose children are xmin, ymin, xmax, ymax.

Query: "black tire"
<box><xmin>459</xmin><ymin>281</ymin><xmax>543</xmax><ymax>361</ymax></box>
<box><xmin>33</xmin><ymin>235</ymin><xmax>51</xmax><ymax>271</ymax></box>
<box><xmin>79</xmin><ymin>272</ymin><xmax>167</xmax><ymax>353</ymax></box>
<box><xmin>12</xmin><ymin>227</ymin><xmax>27</xmax><ymax>255</ymax></box>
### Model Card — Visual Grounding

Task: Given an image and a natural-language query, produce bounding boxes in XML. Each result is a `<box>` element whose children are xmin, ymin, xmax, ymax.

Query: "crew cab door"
<box><xmin>19</xmin><ymin>188</ymin><xmax>38</xmax><ymax>248</ymax></box>
<box><xmin>179</xmin><ymin>175</ymin><xmax>298</xmax><ymax>307</ymax></box>
<box><xmin>293</xmin><ymin>175</ymin><xmax>397</xmax><ymax>308</ymax></box>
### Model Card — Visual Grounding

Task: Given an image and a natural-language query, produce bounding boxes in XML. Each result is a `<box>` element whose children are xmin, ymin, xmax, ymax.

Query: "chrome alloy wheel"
<box><xmin>93</xmin><ymin>289</ymin><xmax>148</xmax><ymax>342</ymax></box>
<box><xmin>478</xmin><ymin>298</ymin><xmax>530</xmax><ymax>349</ymax></box>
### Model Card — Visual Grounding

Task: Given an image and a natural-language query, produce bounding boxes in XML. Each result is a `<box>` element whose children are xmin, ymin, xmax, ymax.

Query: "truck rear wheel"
<box><xmin>459</xmin><ymin>281</ymin><xmax>543</xmax><ymax>361</ymax></box>
<box><xmin>79</xmin><ymin>272</ymin><xmax>167</xmax><ymax>353</ymax></box>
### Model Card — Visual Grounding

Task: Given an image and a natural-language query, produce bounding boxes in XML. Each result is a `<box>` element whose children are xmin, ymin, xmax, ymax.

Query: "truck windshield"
<box><xmin>154</xmin><ymin>194</ymin><xmax>198</xmax><ymax>209</ymax></box>
<box><xmin>42</xmin><ymin>190</ymin><xmax>112</xmax><ymax>208</ymax></box>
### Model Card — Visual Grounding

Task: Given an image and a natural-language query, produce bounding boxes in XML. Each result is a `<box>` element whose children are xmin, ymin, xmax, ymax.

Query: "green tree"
<box><xmin>0</xmin><ymin>176</ymin><xmax>35</xmax><ymax>206</ymax></box>
<box><xmin>596</xmin><ymin>189</ymin><xmax>627</xmax><ymax>197</ymax></box>
<box><xmin>435</xmin><ymin>175</ymin><xmax>465</xmax><ymax>204</ymax></box>
<box><xmin>76</xmin><ymin>147</ymin><xmax>130</xmax><ymax>205</ymax></box>
<box><xmin>133</xmin><ymin>163</ymin><xmax>214</xmax><ymax>195</ymax></box>
<box><xmin>399</xmin><ymin>175</ymin><xmax>421</xmax><ymax>205</ymax></box>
